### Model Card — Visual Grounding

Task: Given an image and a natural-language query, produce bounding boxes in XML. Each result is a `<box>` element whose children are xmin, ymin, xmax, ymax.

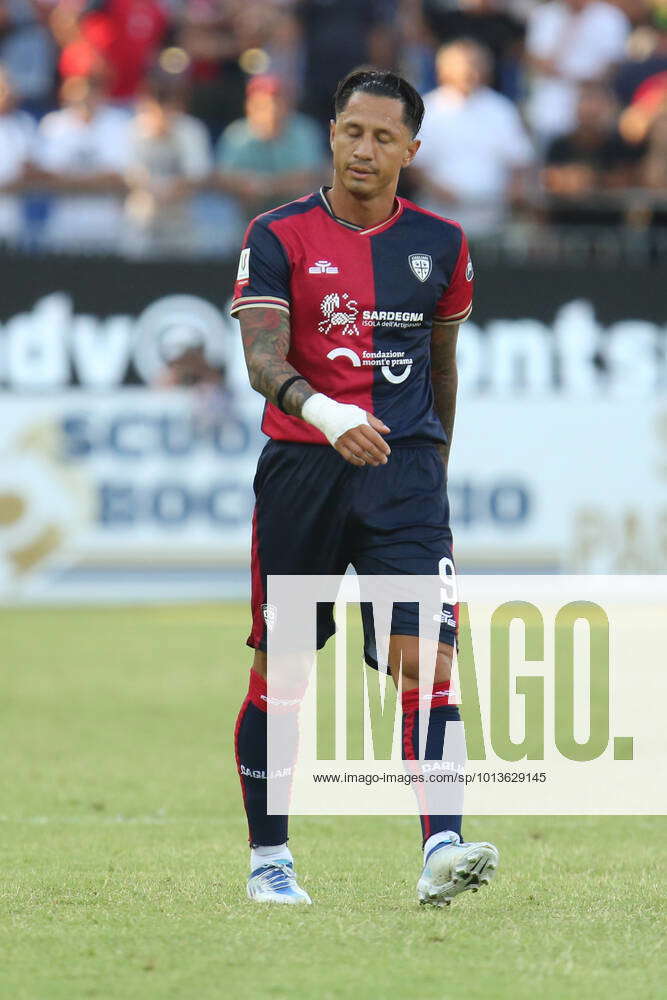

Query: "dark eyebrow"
<box><xmin>342</xmin><ymin>117</ymin><xmax>401</xmax><ymax>136</ymax></box>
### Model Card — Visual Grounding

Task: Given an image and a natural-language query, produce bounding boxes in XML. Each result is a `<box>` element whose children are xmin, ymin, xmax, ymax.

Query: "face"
<box><xmin>329</xmin><ymin>91</ymin><xmax>419</xmax><ymax>200</ymax></box>
<box><xmin>247</xmin><ymin>91</ymin><xmax>287</xmax><ymax>140</ymax></box>
<box><xmin>61</xmin><ymin>78</ymin><xmax>102</xmax><ymax>121</ymax></box>
<box><xmin>137</xmin><ymin>97</ymin><xmax>174</xmax><ymax>137</ymax></box>
<box><xmin>437</xmin><ymin>46</ymin><xmax>484</xmax><ymax>95</ymax></box>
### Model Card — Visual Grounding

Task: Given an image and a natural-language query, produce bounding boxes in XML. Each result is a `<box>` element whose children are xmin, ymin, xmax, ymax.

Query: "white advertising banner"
<box><xmin>0</xmin><ymin>390</ymin><xmax>666</xmax><ymax>602</ymax></box>
<box><xmin>452</xmin><ymin>396</ymin><xmax>667</xmax><ymax>572</ymax></box>
<box><xmin>0</xmin><ymin>389</ymin><xmax>264</xmax><ymax>602</ymax></box>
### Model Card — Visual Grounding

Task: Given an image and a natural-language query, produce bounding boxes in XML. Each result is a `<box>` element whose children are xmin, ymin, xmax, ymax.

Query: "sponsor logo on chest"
<box><xmin>318</xmin><ymin>292</ymin><xmax>360</xmax><ymax>336</ymax></box>
<box><xmin>316</xmin><ymin>292</ymin><xmax>424</xmax><ymax>333</ymax></box>
<box><xmin>362</xmin><ymin>309</ymin><xmax>424</xmax><ymax>328</ymax></box>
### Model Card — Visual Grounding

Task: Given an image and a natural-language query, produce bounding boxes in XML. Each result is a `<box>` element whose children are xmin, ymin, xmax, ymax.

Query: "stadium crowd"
<box><xmin>0</xmin><ymin>0</ymin><xmax>666</xmax><ymax>255</ymax></box>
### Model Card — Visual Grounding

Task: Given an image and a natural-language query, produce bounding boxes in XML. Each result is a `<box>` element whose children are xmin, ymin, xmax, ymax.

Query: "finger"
<box><xmin>336</xmin><ymin>428</ymin><xmax>388</xmax><ymax>465</ymax></box>
<box><xmin>337</xmin><ymin>443</ymin><xmax>365</xmax><ymax>467</ymax></box>
<box><xmin>358</xmin><ymin>424</ymin><xmax>391</xmax><ymax>451</ymax></box>
<box><xmin>356</xmin><ymin>426</ymin><xmax>391</xmax><ymax>458</ymax></box>
<box><xmin>357</xmin><ymin>447</ymin><xmax>387</xmax><ymax>467</ymax></box>
<box><xmin>367</xmin><ymin>414</ymin><xmax>391</xmax><ymax>435</ymax></box>
<box><xmin>344</xmin><ymin>432</ymin><xmax>386</xmax><ymax>465</ymax></box>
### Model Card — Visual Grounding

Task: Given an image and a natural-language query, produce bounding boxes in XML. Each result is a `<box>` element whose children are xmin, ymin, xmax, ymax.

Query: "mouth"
<box><xmin>347</xmin><ymin>165</ymin><xmax>375</xmax><ymax>179</ymax></box>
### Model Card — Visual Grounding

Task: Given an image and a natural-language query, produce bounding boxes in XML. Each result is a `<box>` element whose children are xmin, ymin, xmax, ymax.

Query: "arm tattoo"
<box><xmin>430</xmin><ymin>323</ymin><xmax>460</xmax><ymax>469</ymax></box>
<box><xmin>239</xmin><ymin>307</ymin><xmax>315</xmax><ymax>417</ymax></box>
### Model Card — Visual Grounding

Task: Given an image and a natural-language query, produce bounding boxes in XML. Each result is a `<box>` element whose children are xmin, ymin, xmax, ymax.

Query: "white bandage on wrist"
<box><xmin>301</xmin><ymin>393</ymin><xmax>369</xmax><ymax>446</ymax></box>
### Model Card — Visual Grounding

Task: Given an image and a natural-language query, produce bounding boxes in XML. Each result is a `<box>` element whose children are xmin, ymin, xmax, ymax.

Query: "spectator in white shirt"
<box><xmin>0</xmin><ymin>65</ymin><xmax>35</xmax><ymax>243</ymax></box>
<box><xmin>525</xmin><ymin>0</ymin><xmax>630</xmax><ymax>145</ymax></box>
<box><xmin>412</xmin><ymin>40</ymin><xmax>534</xmax><ymax>237</ymax></box>
<box><xmin>123</xmin><ymin>72</ymin><xmax>212</xmax><ymax>256</ymax></box>
<box><xmin>34</xmin><ymin>75</ymin><xmax>131</xmax><ymax>252</ymax></box>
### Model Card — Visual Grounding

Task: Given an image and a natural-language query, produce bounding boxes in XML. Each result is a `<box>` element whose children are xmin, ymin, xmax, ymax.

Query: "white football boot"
<box><xmin>417</xmin><ymin>833</ymin><xmax>499</xmax><ymax>907</ymax></box>
<box><xmin>247</xmin><ymin>861</ymin><xmax>312</xmax><ymax>904</ymax></box>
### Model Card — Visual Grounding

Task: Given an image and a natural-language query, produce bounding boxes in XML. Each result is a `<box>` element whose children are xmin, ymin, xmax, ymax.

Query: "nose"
<box><xmin>353</xmin><ymin>131</ymin><xmax>374</xmax><ymax>161</ymax></box>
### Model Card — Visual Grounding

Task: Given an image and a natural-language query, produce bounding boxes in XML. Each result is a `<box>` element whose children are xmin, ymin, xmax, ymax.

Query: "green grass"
<box><xmin>1</xmin><ymin>605</ymin><xmax>663</xmax><ymax>1000</ymax></box>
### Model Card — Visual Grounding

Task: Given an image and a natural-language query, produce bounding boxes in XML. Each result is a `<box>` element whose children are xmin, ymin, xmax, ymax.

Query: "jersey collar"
<box><xmin>319</xmin><ymin>186</ymin><xmax>403</xmax><ymax>236</ymax></box>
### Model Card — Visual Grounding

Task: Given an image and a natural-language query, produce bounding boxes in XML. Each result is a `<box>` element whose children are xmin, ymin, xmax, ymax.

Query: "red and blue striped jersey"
<box><xmin>231</xmin><ymin>187</ymin><xmax>473</xmax><ymax>445</ymax></box>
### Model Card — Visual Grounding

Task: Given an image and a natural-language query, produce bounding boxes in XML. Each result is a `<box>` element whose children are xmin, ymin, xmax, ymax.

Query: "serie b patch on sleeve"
<box><xmin>466</xmin><ymin>255</ymin><xmax>474</xmax><ymax>282</ymax></box>
<box><xmin>237</xmin><ymin>247</ymin><xmax>250</xmax><ymax>282</ymax></box>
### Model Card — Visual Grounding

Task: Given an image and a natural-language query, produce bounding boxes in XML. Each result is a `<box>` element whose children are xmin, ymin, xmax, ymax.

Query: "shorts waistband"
<box><xmin>266</xmin><ymin>437</ymin><xmax>441</xmax><ymax>450</ymax></box>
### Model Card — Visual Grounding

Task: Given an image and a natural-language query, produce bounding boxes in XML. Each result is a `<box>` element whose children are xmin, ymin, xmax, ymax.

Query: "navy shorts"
<box><xmin>248</xmin><ymin>440</ymin><xmax>457</xmax><ymax>670</ymax></box>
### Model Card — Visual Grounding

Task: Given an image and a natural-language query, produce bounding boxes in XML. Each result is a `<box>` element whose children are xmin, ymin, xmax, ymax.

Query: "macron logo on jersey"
<box><xmin>308</xmin><ymin>259</ymin><xmax>339</xmax><ymax>274</ymax></box>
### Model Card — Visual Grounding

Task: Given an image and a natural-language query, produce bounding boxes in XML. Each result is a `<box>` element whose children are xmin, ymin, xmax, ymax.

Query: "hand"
<box><xmin>334</xmin><ymin>414</ymin><xmax>391</xmax><ymax>467</ymax></box>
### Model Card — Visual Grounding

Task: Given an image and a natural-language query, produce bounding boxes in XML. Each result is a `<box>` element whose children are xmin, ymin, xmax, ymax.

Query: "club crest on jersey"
<box><xmin>308</xmin><ymin>259</ymin><xmax>339</xmax><ymax>274</ymax></box>
<box><xmin>318</xmin><ymin>292</ymin><xmax>360</xmax><ymax>336</ymax></box>
<box><xmin>409</xmin><ymin>253</ymin><xmax>432</xmax><ymax>282</ymax></box>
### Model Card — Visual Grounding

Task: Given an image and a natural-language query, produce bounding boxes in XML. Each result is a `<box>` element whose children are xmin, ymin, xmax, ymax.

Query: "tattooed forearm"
<box><xmin>239</xmin><ymin>307</ymin><xmax>315</xmax><ymax>416</ymax></box>
<box><xmin>430</xmin><ymin>323</ymin><xmax>460</xmax><ymax>470</ymax></box>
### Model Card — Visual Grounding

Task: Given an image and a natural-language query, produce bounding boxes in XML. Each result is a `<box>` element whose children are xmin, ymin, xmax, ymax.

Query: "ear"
<box><xmin>402</xmin><ymin>138</ymin><xmax>420</xmax><ymax>168</ymax></box>
<box><xmin>329</xmin><ymin>118</ymin><xmax>336</xmax><ymax>152</ymax></box>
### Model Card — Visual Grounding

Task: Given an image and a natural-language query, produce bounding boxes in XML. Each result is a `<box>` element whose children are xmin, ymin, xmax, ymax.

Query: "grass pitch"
<box><xmin>1</xmin><ymin>604</ymin><xmax>663</xmax><ymax>1000</ymax></box>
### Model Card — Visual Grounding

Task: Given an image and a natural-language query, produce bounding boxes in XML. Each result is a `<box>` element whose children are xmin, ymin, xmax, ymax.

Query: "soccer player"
<box><xmin>231</xmin><ymin>68</ymin><xmax>499</xmax><ymax>906</ymax></box>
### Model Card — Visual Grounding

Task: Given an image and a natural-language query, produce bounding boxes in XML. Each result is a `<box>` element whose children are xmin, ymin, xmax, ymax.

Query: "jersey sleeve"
<box><xmin>230</xmin><ymin>218</ymin><xmax>291</xmax><ymax>317</ymax></box>
<box><xmin>433</xmin><ymin>228</ymin><xmax>474</xmax><ymax>326</ymax></box>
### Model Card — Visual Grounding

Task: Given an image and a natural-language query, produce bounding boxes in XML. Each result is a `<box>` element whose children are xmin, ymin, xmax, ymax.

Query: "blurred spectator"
<box><xmin>216</xmin><ymin>74</ymin><xmax>324</xmax><ymax>220</ymax></box>
<box><xmin>412</xmin><ymin>40</ymin><xmax>534</xmax><ymax>237</ymax></box>
<box><xmin>525</xmin><ymin>0</ymin><xmax>630</xmax><ymax>145</ymax></box>
<box><xmin>152</xmin><ymin>329</ymin><xmax>232</xmax><ymax>433</ymax></box>
<box><xmin>619</xmin><ymin>64</ymin><xmax>667</xmax><ymax>142</ymax></box>
<box><xmin>153</xmin><ymin>333</ymin><xmax>224</xmax><ymax>388</ymax></box>
<box><xmin>172</xmin><ymin>0</ymin><xmax>298</xmax><ymax>144</ymax></box>
<box><xmin>34</xmin><ymin>75</ymin><xmax>131</xmax><ymax>251</ymax></box>
<box><xmin>422</xmin><ymin>0</ymin><xmax>525</xmax><ymax>100</ymax></box>
<box><xmin>124</xmin><ymin>71</ymin><xmax>212</xmax><ymax>255</ymax></box>
<box><xmin>0</xmin><ymin>0</ymin><xmax>57</xmax><ymax>117</ymax></box>
<box><xmin>613</xmin><ymin>24</ymin><xmax>667</xmax><ymax>106</ymax></box>
<box><xmin>640</xmin><ymin>110</ymin><xmax>667</xmax><ymax>188</ymax></box>
<box><xmin>0</xmin><ymin>65</ymin><xmax>35</xmax><ymax>242</ymax></box>
<box><xmin>296</xmin><ymin>0</ymin><xmax>399</xmax><ymax>127</ymax></box>
<box><xmin>55</xmin><ymin>0</ymin><xmax>168</xmax><ymax>101</ymax></box>
<box><xmin>397</xmin><ymin>0</ymin><xmax>439</xmax><ymax>94</ymax></box>
<box><xmin>542</xmin><ymin>82</ymin><xmax>643</xmax><ymax>224</ymax></box>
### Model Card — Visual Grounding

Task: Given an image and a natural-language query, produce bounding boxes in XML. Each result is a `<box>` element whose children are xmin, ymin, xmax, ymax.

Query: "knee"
<box><xmin>389</xmin><ymin>636</ymin><xmax>453</xmax><ymax>687</ymax></box>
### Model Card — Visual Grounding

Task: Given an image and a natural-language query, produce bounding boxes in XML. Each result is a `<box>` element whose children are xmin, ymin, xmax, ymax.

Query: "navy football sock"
<box><xmin>402</xmin><ymin>684</ymin><xmax>463</xmax><ymax>845</ymax></box>
<box><xmin>234</xmin><ymin>669</ymin><xmax>289</xmax><ymax>847</ymax></box>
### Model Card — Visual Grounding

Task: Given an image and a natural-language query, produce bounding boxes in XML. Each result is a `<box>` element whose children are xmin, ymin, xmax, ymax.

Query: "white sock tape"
<box><xmin>301</xmin><ymin>393</ymin><xmax>369</xmax><ymax>446</ymax></box>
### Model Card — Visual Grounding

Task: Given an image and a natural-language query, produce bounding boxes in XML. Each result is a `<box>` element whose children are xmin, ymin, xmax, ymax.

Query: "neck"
<box><xmin>326</xmin><ymin>177</ymin><xmax>398</xmax><ymax>229</ymax></box>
